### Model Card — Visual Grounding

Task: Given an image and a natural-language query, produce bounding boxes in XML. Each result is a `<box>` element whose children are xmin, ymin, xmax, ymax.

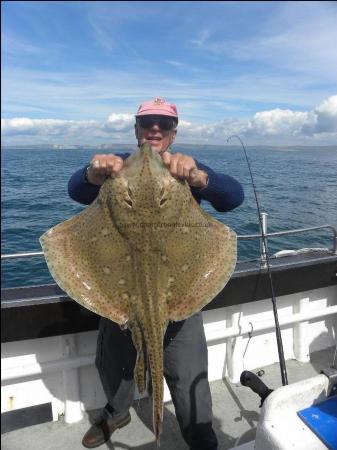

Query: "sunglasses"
<box><xmin>137</xmin><ymin>115</ymin><xmax>177</xmax><ymax>131</ymax></box>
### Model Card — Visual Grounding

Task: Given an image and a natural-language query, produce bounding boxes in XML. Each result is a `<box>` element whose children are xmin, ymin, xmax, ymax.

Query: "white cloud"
<box><xmin>2</xmin><ymin>96</ymin><xmax>337</xmax><ymax>146</ymax></box>
<box><xmin>1</xmin><ymin>118</ymin><xmax>99</xmax><ymax>137</ymax></box>
<box><xmin>302</xmin><ymin>95</ymin><xmax>337</xmax><ymax>135</ymax></box>
<box><xmin>246</xmin><ymin>109</ymin><xmax>309</xmax><ymax>136</ymax></box>
<box><xmin>176</xmin><ymin>96</ymin><xmax>337</xmax><ymax>144</ymax></box>
<box><xmin>103</xmin><ymin>113</ymin><xmax>134</xmax><ymax>132</ymax></box>
<box><xmin>177</xmin><ymin>118</ymin><xmax>246</xmax><ymax>143</ymax></box>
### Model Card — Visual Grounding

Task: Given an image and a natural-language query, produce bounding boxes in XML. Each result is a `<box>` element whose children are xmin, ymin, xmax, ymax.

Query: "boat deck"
<box><xmin>2</xmin><ymin>346</ymin><xmax>335</xmax><ymax>450</ymax></box>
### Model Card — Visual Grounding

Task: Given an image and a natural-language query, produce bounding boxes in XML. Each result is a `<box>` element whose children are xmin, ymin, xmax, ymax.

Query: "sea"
<box><xmin>1</xmin><ymin>144</ymin><xmax>337</xmax><ymax>289</ymax></box>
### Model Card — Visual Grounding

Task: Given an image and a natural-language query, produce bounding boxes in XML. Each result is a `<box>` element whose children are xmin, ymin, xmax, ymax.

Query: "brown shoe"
<box><xmin>82</xmin><ymin>408</ymin><xmax>131</xmax><ymax>448</ymax></box>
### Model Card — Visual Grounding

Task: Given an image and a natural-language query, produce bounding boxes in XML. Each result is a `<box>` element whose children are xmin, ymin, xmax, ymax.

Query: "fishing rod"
<box><xmin>227</xmin><ymin>135</ymin><xmax>288</xmax><ymax>390</ymax></box>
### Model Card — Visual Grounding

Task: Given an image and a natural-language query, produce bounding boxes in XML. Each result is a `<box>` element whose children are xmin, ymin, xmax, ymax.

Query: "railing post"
<box><xmin>293</xmin><ymin>297</ymin><xmax>310</xmax><ymax>362</ymax></box>
<box><xmin>260</xmin><ymin>212</ymin><xmax>268</xmax><ymax>267</ymax></box>
<box><xmin>226</xmin><ymin>308</ymin><xmax>244</xmax><ymax>384</ymax></box>
<box><xmin>61</xmin><ymin>335</ymin><xmax>83</xmax><ymax>423</ymax></box>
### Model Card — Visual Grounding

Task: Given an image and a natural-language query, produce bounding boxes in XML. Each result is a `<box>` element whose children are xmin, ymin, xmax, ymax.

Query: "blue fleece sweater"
<box><xmin>68</xmin><ymin>153</ymin><xmax>244</xmax><ymax>212</ymax></box>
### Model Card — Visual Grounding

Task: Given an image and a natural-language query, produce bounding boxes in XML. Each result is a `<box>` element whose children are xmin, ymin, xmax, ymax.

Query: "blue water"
<box><xmin>2</xmin><ymin>145</ymin><xmax>336</xmax><ymax>288</ymax></box>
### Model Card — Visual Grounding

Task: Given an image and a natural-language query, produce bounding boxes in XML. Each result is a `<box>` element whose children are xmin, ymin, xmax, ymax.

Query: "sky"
<box><xmin>1</xmin><ymin>0</ymin><xmax>337</xmax><ymax>146</ymax></box>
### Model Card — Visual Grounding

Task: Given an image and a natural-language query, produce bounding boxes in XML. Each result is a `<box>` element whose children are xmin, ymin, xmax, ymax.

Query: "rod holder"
<box><xmin>260</xmin><ymin>212</ymin><xmax>268</xmax><ymax>268</ymax></box>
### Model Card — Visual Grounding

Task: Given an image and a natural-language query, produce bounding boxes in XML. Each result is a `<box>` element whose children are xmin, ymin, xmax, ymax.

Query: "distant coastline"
<box><xmin>1</xmin><ymin>144</ymin><xmax>336</xmax><ymax>151</ymax></box>
<box><xmin>1</xmin><ymin>143</ymin><xmax>134</xmax><ymax>150</ymax></box>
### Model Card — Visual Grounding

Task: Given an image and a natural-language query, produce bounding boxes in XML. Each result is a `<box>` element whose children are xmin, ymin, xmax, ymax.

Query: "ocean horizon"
<box><xmin>2</xmin><ymin>143</ymin><xmax>336</xmax><ymax>150</ymax></box>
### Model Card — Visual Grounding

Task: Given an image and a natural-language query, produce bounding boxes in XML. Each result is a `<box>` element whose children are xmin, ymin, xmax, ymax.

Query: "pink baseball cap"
<box><xmin>135</xmin><ymin>97</ymin><xmax>178</xmax><ymax>121</ymax></box>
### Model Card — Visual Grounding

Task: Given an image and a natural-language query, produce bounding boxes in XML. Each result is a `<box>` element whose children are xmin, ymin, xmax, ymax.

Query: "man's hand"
<box><xmin>86</xmin><ymin>154</ymin><xmax>124</xmax><ymax>186</ymax></box>
<box><xmin>161</xmin><ymin>152</ymin><xmax>208</xmax><ymax>188</ymax></box>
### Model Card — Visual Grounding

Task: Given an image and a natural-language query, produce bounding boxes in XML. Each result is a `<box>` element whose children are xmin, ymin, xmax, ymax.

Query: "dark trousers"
<box><xmin>95</xmin><ymin>312</ymin><xmax>218</xmax><ymax>450</ymax></box>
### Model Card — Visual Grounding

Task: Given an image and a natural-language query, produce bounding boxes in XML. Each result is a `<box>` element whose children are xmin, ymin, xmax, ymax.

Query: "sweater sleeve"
<box><xmin>68</xmin><ymin>153</ymin><xmax>244</xmax><ymax>212</ymax></box>
<box><xmin>68</xmin><ymin>153</ymin><xmax>130</xmax><ymax>205</ymax></box>
<box><xmin>191</xmin><ymin>160</ymin><xmax>244</xmax><ymax>212</ymax></box>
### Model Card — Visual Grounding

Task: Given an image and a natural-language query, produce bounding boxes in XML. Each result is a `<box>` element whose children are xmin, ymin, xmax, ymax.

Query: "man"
<box><xmin>68</xmin><ymin>97</ymin><xmax>244</xmax><ymax>449</ymax></box>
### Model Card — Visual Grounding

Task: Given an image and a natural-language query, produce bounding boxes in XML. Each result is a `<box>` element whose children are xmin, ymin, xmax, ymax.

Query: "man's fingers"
<box><xmin>88</xmin><ymin>154</ymin><xmax>124</xmax><ymax>183</ymax></box>
<box><xmin>188</xmin><ymin>167</ymin><xmax>199</xmax><ymax>182</ymax></box>
<box><xmin>106</xmin><ymin>160</ymin><xmax>115</xmax><ymax>177</ymax></box>
<box><xmin>177</xmin><ymin>160</ymin><xmax>186</xmax><ymax>178</ymax></box>
<box><xmin>188</xmin><ymin>168</ymin><xmax>208</xmax><ymax>188</ymax></box>
<box><xmin>90</xmin><ymin>155</ymin><xmax>104</xmax><ymax>172</ymax></box>
<box><xmin>111</xmin><ymin>158</ymin><xmax>123</xmax><ymax>177</ymax></box>
<box><xmin>90</xmin><ymin>155</ymin><xmax>123</xmax><ymax>177</ymax></box>
<box><xmin>169</xmin><ymin>156</ymin><xmax>179</xmax><ymax>177</ymax></box>
<box><xmin>164</xmin><ymin>153</ymin><xmax>198</xmax><ymax>180</ymax></box>
<box><xmin>161</xmin><ymin>151</ymin><xmax>171</xmax><ymax>166</ymax></box>
<box><xmin>97</xmin><ymin>159</ymin><xmax>107</xmax><ymax>174</ymax></box>
<box><xmin>183</xmin><ymin>166</ymin><xmax>191</xmax><ymax>179</ymax></box>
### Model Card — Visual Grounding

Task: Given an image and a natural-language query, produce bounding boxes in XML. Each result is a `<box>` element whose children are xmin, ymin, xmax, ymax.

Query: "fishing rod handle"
<box><xmin>240</xmin><ymin>370</ymin><xmax>273</xmax><ymax>405</ymax></box>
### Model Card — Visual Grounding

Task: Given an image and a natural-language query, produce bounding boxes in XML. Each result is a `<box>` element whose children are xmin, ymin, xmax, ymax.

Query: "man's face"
<box><xmin>135</xmin><ymin>115</ymin><xmax>177</xmax><ymax>153</ymax></box>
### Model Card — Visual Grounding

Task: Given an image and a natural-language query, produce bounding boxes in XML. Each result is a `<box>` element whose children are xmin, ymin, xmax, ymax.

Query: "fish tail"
<box><xmin>131</xmin><ymin>324</ymin><xmax>147</xmax><ymax>393</ymax></box>
<box><xmin>135</xmin><ymin>352</ymin><xmax>147</xmax><ymax>393</ymax></box>
<box><xmin>148</xmin><ymin>341</ymin><xmax>164</xmax><ymax>442</ymax></box>
<box><xmin>153</xmin><ymin>407</ymin><xmax>163</xmax><ymax>444</ymax></box>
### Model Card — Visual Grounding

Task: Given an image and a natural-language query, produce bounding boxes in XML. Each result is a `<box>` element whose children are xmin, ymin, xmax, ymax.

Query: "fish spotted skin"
<box><xmin>40</xmin><ymin>143</ymin><xmax>237</xmax><ymax>441</ymax></box>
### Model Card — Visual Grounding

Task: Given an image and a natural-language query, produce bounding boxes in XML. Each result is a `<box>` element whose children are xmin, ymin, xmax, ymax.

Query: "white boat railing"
<box><xmin>237</xmin><ymin>214</ymin><xmax>337</xmax><ymax>266</ymax></box>
<box><xmin>1</xmin><ymin>215</ymin><xmax>336</xmax><ymax>425</ymax></box>
<box><xmin>2</xmin><ymin>216</ymin><xmax>336</xmax><ymax>264</ymax></box>
<box><xmin>1</xmin><ymin>251</ymin><xmax>45</xmax><ymax>259</ymax></box>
